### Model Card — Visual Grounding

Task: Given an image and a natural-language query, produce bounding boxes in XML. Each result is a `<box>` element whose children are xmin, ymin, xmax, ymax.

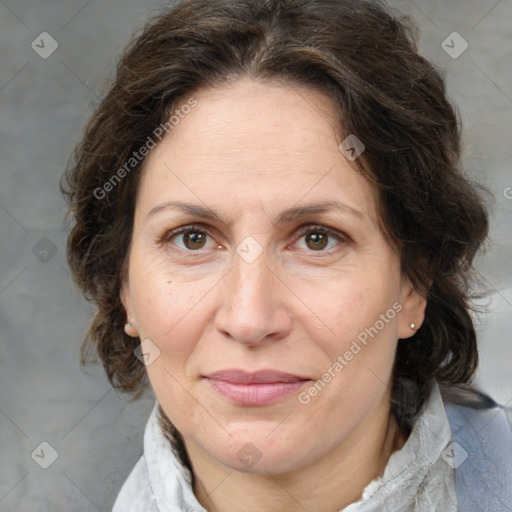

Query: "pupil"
<box><xmin>185</xmin><ymin>232</ymin><xmax>205</xmax><ymax>249</ymax></box>
<box><xmin>308</xmin><ymin>232</ymin><xmax>327</xmax><ymax>250</ymax></box>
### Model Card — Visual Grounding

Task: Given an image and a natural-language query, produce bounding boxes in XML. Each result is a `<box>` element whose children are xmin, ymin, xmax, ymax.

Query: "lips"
<box><xmin>203</xmin><ymin>369</ymin><xmax>311</xmax><ymax>405</ymax></box>
<box><xmin>204</xmin><ymin>369</ymin><xmax>309</xmax><ymax>384</ymax></box>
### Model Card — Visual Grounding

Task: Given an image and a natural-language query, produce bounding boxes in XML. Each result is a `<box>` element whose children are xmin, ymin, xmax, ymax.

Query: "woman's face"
<box><xmin>121</xmin><ymin>78</ymin><xmax>426</xmax><ymax>475</ymax></box>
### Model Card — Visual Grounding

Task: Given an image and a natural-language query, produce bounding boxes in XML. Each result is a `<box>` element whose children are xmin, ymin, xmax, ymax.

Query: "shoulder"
<box><xmin>439</xmin><ymin>382</ymin><xmax>501</xmax><ymax>409</ymax></box>
<box><xmin>439</xmin><ymin>383</ymin><xmax>512</xmax><ymax>511</ymax></box>
<box><xmin>440</xmin><ymin>382</ymin><xmax>512</xmax><ymax>451</ymax></box>
<box><xmin>440</xmin><ymin>383</ymin><xmax>512</xmax><ymax>438</ymax></box>
<box><xmin>112</xmin><ymin>455</ymin><xmax>158</xmax><ymax>512</ymax></box>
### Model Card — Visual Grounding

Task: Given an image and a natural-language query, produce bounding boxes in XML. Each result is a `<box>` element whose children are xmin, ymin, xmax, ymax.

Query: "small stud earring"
<box><xmin>125</xmin><ymin>322</ymin><xmax>132</xmax><ymax>329</ymax></box>
<box><xmin>410</xmin><ymin>323</ymin><xmax>416</xmax><ymax>330</ymax></box>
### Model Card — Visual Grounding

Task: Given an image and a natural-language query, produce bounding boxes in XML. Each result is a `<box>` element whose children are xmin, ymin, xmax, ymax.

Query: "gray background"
<box><xmin>1</xmin><ymin>0</ymin><xmax>511</xmax><ymax>510</ymax></box>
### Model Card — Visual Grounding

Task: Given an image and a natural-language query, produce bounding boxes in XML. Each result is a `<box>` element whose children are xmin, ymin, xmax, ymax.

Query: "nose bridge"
<box><xmin>230</xmin><ymin>250</ymin><xmax>273</xmax><ymax>315</ymax></box>
<box><xmin>215</xmin><ymin>246</ymin><xmax>291</xmax><ymax>344</ymax></box>
<box><xmin>229</xmin><ymin>209</ymin><xmax>274</xmax><ymax>306</ymax></box>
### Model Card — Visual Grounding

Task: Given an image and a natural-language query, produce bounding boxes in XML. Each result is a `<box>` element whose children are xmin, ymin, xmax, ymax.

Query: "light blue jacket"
<box><xmin>445</xmin><ymin>395</ymin><xmax>512</xmax><ymax>511</ymax></box>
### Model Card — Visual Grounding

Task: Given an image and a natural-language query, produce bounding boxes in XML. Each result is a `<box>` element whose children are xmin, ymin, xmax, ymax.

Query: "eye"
<box><xmin>293</xmin><ymin>225</ymin><xmax>347</xmax><ymax>252</ymax></box>
<box><xmin>160</xmin><ymin>225</ymin><xmax>218</xmax><ymax>251</ymax></box>
<box><xmin>159</xmin><ymin>223</ymin><xmax>348</xmax><ymax>254</ymax></box>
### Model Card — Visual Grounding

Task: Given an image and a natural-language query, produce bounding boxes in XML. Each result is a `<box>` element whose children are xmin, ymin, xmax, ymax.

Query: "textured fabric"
<box><xmin>445</xmin><ymin>402</ymin><xmax>512</xmax><ymax>511</ymax></box>
<box><xmin>112</xmin><ymin>402</ymin><xmax>205</xmax><ymax>512</ymax></box>
<box><xmin>112</xmin><ymin>382</ymin><xmax>511</xmax><ymax>511</ymax></box>
<box><xmin>342</xmin><ymin>382</ymin><xmax>457</xmax><ymax>512</ymax></box>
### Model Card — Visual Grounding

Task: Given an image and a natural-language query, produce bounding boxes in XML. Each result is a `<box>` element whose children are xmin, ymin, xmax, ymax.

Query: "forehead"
<box><xmin>136</xmin><ymin>78</ymin><xmax>379</xmax><ymax>225</ymax></box>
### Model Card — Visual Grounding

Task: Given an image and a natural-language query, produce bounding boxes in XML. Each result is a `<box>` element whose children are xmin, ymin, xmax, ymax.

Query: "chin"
<box><xmin>206</xmin><ymin>427</ymin><xmax>312</xmax><ymax>475</ymax></box>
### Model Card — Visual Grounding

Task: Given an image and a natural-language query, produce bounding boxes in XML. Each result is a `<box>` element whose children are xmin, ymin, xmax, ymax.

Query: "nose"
<box><xmin>214</xmin><ymin>250</ymin><xmax>293</xmax><ymax>346</ymax></box>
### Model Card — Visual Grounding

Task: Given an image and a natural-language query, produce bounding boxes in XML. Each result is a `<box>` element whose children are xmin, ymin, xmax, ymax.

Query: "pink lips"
<box><xmin>204</xmin><ymin>369</ymin><xmax>310</xmax><ymax>406</ymax></box>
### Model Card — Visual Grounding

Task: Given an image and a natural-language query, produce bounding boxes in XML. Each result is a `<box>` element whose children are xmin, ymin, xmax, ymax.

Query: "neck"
<box><xmin>186</xmin><ymin>409</ymin><xmax>408</xmax><ymax>512</ymax></box>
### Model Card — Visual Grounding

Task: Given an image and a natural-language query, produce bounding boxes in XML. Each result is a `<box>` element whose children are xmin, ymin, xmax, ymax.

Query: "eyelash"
<box><xmin>159</xmin><ymin>223</ymin><xmax>350</xmax><ymax>255</ymax></box>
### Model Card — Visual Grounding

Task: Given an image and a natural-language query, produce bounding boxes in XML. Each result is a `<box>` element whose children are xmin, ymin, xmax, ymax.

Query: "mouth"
<box><xmin>203</xmin><ymin>369</ymin><xmax>311</xmax><ymax>406</ymax></box>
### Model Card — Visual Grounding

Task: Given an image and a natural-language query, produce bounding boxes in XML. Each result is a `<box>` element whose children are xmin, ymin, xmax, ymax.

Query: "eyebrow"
<box><xmin>146</xmin><ymin>200</ymin><xmax>366</xmax><ymax>225</ymax></box>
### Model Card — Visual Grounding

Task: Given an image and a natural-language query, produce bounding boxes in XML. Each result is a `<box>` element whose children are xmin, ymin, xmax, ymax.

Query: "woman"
<box><xmin>61</xmin><ymin>0</ymin><xmax>512</xmax><ymax>510</ymax></box>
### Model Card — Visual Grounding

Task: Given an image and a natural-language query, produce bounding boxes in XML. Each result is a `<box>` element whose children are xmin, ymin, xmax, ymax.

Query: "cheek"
<box><xmin>132</xmin><ymin>267</ymin><xmax>206</xmax><ymax>416</ymax></box>
<box><xmin>130</xmin><ymin>256</ymin><xmax>208</xmax><ymax>340</ymax></box>
<box><xmin>293</xmin><ymin>267</ymin><xmax>399</xmax><ymax>345</ymax></box>
<box><xmin>129</xmin><ymin>258</ymin><xmax>220</xmax><ymax>392</ymax></box>
<box><xmin>300</xmin><ymin>272</ymin><xmax>401</xmax><ymax>401</ymax></box>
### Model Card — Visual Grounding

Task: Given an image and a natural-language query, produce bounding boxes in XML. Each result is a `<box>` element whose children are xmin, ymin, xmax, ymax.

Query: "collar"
<box><xmin>143</xmin><ymin>400</ymin><xmax>207</xmax><ymax>511</ymax></box>
<box><xmin>343</xmin><ymin>381</ymin><xmax>457</xmax><ymax>510</ymax></box>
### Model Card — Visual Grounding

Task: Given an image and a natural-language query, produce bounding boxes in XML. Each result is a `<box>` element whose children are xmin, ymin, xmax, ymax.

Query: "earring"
<box><xmin>125</xmin><ymin>322</ymin><xmax>132</xmax><ymax>329</ymax></box>
<box><xmin>410</xmin><ymin>323</ymin><xmax>416</xmax><ymax>330</ymax></box>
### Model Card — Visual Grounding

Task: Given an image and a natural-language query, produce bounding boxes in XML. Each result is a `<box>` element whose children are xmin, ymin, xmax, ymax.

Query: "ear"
<box><xmin>397</xmin><ymin>276</ymin><xmax>427</xmax><ymax>340</ymax></box>
<box><xmin>120</xmin><ymin>275</ymin><xmax>139</xmax><ymax>338</ymax></box>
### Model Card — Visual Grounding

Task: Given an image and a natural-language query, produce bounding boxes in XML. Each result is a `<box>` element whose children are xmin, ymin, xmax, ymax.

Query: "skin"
<box><xmin>121</xmin><ymin>77</ymin><xmax>427</xmax><ymax>512</ymax></box>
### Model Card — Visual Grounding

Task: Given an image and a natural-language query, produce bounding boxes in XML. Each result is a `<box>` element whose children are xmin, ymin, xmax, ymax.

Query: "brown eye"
<box><xmin>293</xmin><ymin>225</ymin><xmax>347</xmax><ymax>253</ymax></box>
<box><xmin>162</xmin><ymin>225</ymin><xmax>216</xmax><ymax>251</ymax></box>
<box><xmin>305</xmin><ymin>231</ymin><xmax>329</xmax><ymax>250</ymax></box>
<box><xmin>183</xmin><ymin>231</ymin><xmax>207</xmax><ymax>250</ymax></box>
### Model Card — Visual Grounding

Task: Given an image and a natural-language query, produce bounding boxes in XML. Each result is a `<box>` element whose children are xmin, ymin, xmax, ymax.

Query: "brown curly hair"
<box><xmin>61</xmin><ymin>0</ymin><xmax>491</xmax><ymax>470</ymax></box>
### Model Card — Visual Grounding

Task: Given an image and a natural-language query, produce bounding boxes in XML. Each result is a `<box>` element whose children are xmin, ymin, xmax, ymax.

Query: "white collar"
<box><xmin>143</xmin><ymin>400</ymin><xmax>206</xmax><ymax>511</ymax></box>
